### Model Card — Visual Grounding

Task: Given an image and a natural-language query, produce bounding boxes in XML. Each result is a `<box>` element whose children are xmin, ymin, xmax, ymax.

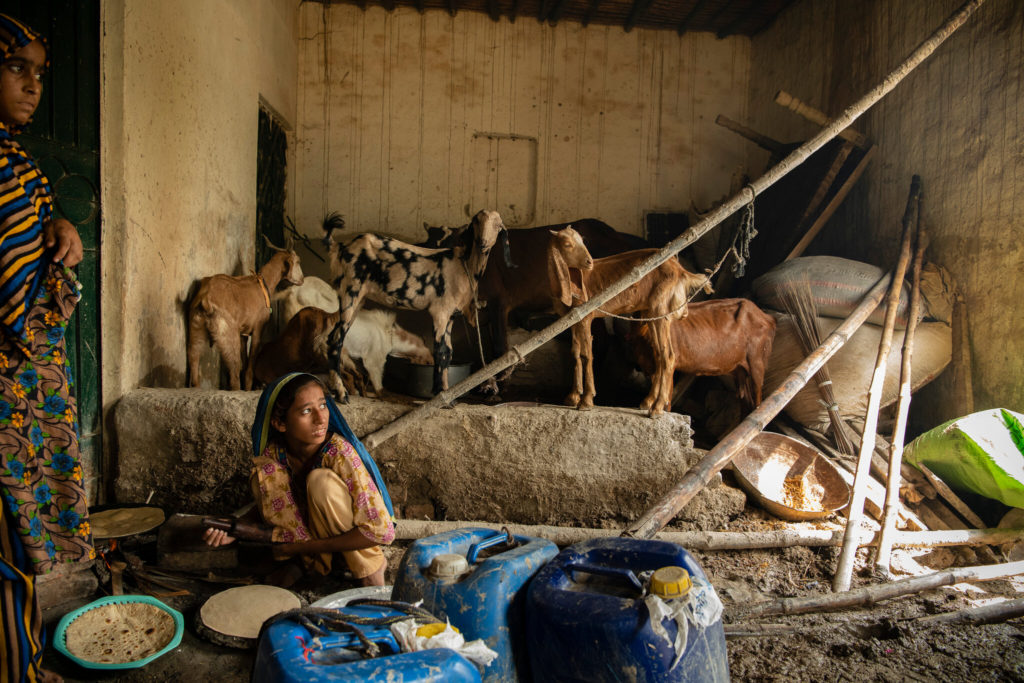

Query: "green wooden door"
<box><xmin>9</xmin><ymin>2</ymin><xmax>102</xmax><ymax>494</ymax></box>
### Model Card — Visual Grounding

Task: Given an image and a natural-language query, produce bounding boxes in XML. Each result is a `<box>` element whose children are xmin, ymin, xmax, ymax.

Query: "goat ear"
<box><xmin>548</xmin><ymin>245</ymin><xmax>573</xmax><ymax>307</ymax></box>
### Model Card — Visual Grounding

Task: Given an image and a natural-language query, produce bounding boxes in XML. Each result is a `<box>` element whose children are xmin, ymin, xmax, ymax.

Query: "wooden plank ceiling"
<box><xmin>313</xmin><ymin>0</ymin><xmax>796</xmax><ymax>37</ymax></box>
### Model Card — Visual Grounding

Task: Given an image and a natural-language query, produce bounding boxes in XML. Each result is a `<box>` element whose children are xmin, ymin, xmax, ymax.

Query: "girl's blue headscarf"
<box><xmin>252</xmin><ymin>373</ymin><xmax>394</xmax><ymax>517</ymax></box>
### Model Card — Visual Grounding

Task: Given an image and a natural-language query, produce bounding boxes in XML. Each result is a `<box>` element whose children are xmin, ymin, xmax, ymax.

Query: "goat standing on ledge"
<box><xmin>549</xmin><ymin>244</ymin><xmax>712</xmax><ymax>416</ymax></box>
<box><xmin>324</xmin><ymin>209</ymin><xmax>511</xmax><ymax>400</ymax></box>
<box><xmin>187</xmin><ymin>237</ymin><xmax>304</xmax><ymax>390</ymax></box>
<box><xmin>629</xmin><ymin>298</ymin><xmax>777</xmax><ymax>412</ymax></box>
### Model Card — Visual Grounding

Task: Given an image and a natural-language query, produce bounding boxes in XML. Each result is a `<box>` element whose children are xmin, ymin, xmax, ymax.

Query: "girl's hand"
<box><xmin>202</xmin><ymin>526</ymin><xmax>237</xmax><ymax>547</ymax></box>
<box><xmin>43</xmin><ymin>218</ymin><xmax>84</xmax><ymax>267</ymax></box>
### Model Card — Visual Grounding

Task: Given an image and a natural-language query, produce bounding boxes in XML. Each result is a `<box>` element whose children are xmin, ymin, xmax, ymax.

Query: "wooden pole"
<box><xmin>714</xmin><ymin>114</ymin><xmax>786</xmax><ymax>154</ymax></box>
<box><xmin>915</xmin><ymin>597</ymin><xmax>1024</xmax><ymax>627</ymax></box>
<box><xmin>735</xmin><ymin>560</ymin><xmax>1024</xmax><ymax>620</ymax></box>
<box><xmin>834</xmin><ymin>177</ymin><xmax>920</xmax><ymax>592</ymax></box>
<box><xmin>624</xmin><ymin>274</ymin><xmax>892</xmax><ymax>540</ymax></box>
<box><xmin>393</xmin><ymin>519</ymin><xmax>1024</xmax><ymax>550</ymax></box>
<box><xmin>875</xmin><ymin>222</ymin><xmax>929</xmax><ymax>574</ymax></box>
<box><xmin>785</xmin><ymin>145</ymin><xmax>877</xmax><ymax>261</ymax></box>
<box><xmin>774</xmin><ymin>91</ymin><xmax>869</xmax><ymax>149</ymax></box>
<box><xmin>362</xmin><ymin>0</ymin><xmax>986</xmax><ymax>452</ymax></box>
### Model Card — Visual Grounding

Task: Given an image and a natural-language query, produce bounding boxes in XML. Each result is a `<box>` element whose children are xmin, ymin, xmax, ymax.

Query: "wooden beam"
<box><xmin>486</xmin><ymin>0</ymin><xmax>501</xmax><ymax>22</ymax></box>
<box><xmin>582</xmin><ymin>0</ymin><xmax>602</xmax><ymax>26</ymax></box>
<box><xmin>715</xmin><ymin>114</ymin><xmax>785</xmax><ymax>154</ymax></box>
<box><xmin>547</xmin><ymin>0</ymin><xmax>570</xmax><ymax>23</ymax></box>
<box><xmin>677</xmin><ymin>0</ymin><xmax>709</xmax><ymax>35</ymax></box>
<box><xmin>775</xmin><ymin>90</ymin><xmax>870</xmax><ymax>149</ymax></box>
<box><xmin>624</xmin><ymin>0</ymin><xmax>655</xmax><ymax>32</ymax></box>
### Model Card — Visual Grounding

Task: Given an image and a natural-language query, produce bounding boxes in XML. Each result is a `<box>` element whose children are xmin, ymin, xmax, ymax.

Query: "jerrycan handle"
<box><xmin>564</xmin><ymin>562</ymin><xmax>643</xmax><ymax>592</ymax></box>
<box><xmin>466</xmin><ymin>528</ymin><xmax>515</xmax><ymax>564</ymax></box>
<box><xmin>316</xmin><ymin>630</ymin><xmax>399</xmax><ymax>653</ymax></box>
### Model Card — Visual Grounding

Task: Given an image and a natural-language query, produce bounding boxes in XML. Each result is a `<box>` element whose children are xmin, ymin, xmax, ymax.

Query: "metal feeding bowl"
<box><xmin>385</xmin><ymin>357</ymin><xmax>471</xmax><ymax>398</ymax></box>
<box><xmin>730</xmin><ymin>432</ymin><xmax>851</xmax><ymax>521</ymax></box>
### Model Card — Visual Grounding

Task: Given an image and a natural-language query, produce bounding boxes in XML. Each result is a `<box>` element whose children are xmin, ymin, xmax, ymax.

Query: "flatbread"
<box><xmin>64</xmin><ymin>602</ymin><xmax>175</xmax><ymax>664</ymax></box>
<box><xmin>90</xmin><ymin>507</ymin><xmax>166</xmax><ymax>539</ymax></box>
<box><xmin>199</xmin><ymin>585</ymin><xmax>301</xmax><ymax>640</ymax></box>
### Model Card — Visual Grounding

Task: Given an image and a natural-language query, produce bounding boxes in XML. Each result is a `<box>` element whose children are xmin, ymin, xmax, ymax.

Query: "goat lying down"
<box><xmin>549</xmin><ymin>243</ymin><xmax>713</xmax><ymax>415</ymax></box>
<box><xmin>274</xmin><ymin>274</ymin><xmax>338</xmax><ymax>324</ymax></box>
<box><xmin>254</xmin><ymin>306</ymin><xmax>432</xmax><ymax>396</ymax></box>
<box><xmin>630</xmin><ymin>298</ymin><xmax>777</xmax><ymax>411</ymax></box>
<box><xmin>187</xmin><ymin>238</ymin><xmax>303</xmax><ymax>390</ymax></box>
<box><xmin>324</xmin><ymin>209</ymin><xmax>511</xmax><ymax>400</ymax></box>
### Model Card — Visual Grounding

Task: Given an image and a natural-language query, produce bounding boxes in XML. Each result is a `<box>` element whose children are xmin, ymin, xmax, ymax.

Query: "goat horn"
<box><xmin>262</xmin><ymin>234</ymin><xmax>285</xmax><ymax>251</ymax></box>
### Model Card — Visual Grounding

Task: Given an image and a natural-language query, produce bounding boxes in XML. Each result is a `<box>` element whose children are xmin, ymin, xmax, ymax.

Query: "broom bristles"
<box><xmin>778</xmin><ymin>282</ymin><xmax>856</xmax><ymax>455</ymax></box>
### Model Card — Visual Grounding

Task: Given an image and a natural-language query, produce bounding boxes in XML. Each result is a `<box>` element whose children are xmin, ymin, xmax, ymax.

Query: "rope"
<box><xmin>583</xmin><ymin>186</ymin><xmax>757</xmax><ymax>323</ymax></box>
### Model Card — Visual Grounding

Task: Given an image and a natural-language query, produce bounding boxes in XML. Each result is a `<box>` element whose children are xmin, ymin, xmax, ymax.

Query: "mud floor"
<box><xmin>38</xmin><ymin>505</ymin><xmax>1024</xmax><ymax>682</ymax></box>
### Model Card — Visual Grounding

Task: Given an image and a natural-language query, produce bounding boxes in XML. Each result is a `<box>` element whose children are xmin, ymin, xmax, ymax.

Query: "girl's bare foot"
<box><xmin>36</xmin><ymin>668</ymin><xmax>63</xmax><ymax>683</ymax></box>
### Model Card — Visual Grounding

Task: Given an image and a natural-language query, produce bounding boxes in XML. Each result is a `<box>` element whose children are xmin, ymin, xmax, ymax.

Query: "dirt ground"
<box><xmin>37</xmin><ymin>503</ymin><xmax>1024</xmax><ymax>682</ymax></box>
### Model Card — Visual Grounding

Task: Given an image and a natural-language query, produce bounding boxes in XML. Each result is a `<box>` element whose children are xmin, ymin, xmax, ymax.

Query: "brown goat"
<box><xmin>187</xmin><ymin>239</ymin><xmax>304</xmax><ymax>390</ymax></box>
<box><xmin>549</xmin><ymin>246</ymin><xmax>712</xmax><ymax>415</ymax></box>
<box><xmin>630</xmin><ymin>299</ymin><xmax>777</xmax><ymax>411</ymax></box>
<box><xmin>423</xmin><ymin>218</ymin><xmax>645</xmax><ymax>380</ymax></box>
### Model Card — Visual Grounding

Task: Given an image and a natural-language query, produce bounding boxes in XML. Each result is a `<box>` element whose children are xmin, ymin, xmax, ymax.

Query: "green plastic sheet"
<box><xmin>903</xmin><ymin>409</ymin><xmax>1024</xmax><ymax>508</ymax></box>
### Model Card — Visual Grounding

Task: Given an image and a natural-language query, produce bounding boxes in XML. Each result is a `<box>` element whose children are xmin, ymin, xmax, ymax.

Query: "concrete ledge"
<box><xmin>113</xmin><ymin>389</ymin><xmax>744</xmax><ymax>527</ymax></box>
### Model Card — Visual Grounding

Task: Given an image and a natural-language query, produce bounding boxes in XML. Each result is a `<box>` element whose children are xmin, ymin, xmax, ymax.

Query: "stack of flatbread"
<box><xmin>64</xmin><ymin>602</ymin><xmax>176</xmax><ymax>665</ymax></box>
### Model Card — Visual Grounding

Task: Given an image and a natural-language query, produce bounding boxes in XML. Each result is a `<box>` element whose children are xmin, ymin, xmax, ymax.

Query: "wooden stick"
<box><xmin>735</xmin><ymin>560</ymin><xmax>1024</xmax><ymax>619</ymax></box>
<box><xmin>876</xmin><ymin>218</ymin><xmax>929</xmax><ymax>573</ymax></box>
<box><xmin>793</xmin><ymin>141</ymin><xmax>855</xmax><ymax>235</ymax></box>
<box><xmin>394</xmin><ymin>518</ymin><xmax>1024</xmax><ymax>550</ymax></box>
<box><xmin>915</xmin><ymin>597</ymin><xmax>1024</xmax><ymax>626</ymax></box>
<box><xmin>624</xmin><ymin>274</ymin><xmax>892</xmax><ymax>540</ymax></box>
<box><xmin>785</xmin><ymin>145</ymin><xmax>877</xmax><ymax>260</ymax></box>
<box><xmin>953</xmin><ymin>291</ymin><xmax>975</xmax><ymax>414</ymax></box>
<box><xmin>714</xmin><ymin>114</ymin><xmax>785</xmax><ymax>154</ymax></box>
<box><xmin>834</xmin><ymin>176</ymin><xmax>920</xmax><ymax>593</ymax></box>
<box><xmin>916</xmin><ymin>462</ymin><xmax>986</xmax><ymax>528</ymax></box>
<box><xmin>774</xmin><ymin>90</ymin><xmax>870</xmax><ymax>148</ymax></box>
<box><xmin>361</xmin><ymin>0</ymin><xmax>987</xmax><ymax>451</ymax></box>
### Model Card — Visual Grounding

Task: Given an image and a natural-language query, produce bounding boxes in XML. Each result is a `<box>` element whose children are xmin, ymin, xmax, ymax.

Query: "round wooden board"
<box><xmin>90</xmin><ymin>506</ymin><xmax>166</xmax><ymax>539</ymax></box>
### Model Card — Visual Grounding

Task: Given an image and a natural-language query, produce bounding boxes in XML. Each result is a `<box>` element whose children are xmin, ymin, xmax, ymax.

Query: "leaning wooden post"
<box><xmin>361</xmin><ymin>0</ymin><xmax>985</xmax><ymax>452</ymax></box>
<box><xmin>875</xmin><ymin>221</ymin><xmax>928</xmax><ymax>574</ymax></box>
<box><xmin>624</xmin><ymin>274</ymin><xmax>891</xmax><ymax>540</ymax></box>
<box><xmin>833</xmin><ymin>177</ymin><xmax>920</xmax><ymax>593</ymax></box>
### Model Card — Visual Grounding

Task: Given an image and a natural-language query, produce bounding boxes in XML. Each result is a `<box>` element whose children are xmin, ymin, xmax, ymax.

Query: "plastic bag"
<box><xmin>903</xmin><ymin>408</ymin><xmax>1024</xmax><ymax>508</ymax></box>
<box><xmin>390</xmin><ymin>620</ymin><xmax>498</xmax><ymax>669</ymax></box>
<box><xmin>644</xmin><ymin>576</ymin><xmax>723</xmax><ymax>670</ymax></box>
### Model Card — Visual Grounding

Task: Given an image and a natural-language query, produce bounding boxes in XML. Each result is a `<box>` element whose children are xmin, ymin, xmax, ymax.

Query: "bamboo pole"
<box><xmin>624</xmin><ymin>274</ymin><xmax>892</xmax><ymax>540</ymax></box>
<box><xmin>734</xmin><ymin>560</ymin><xmax>1024</xmax><ymax>620</ymax></box>
<box><xmin>394</xmin><ymin>518</ymin><xmax>1024</xmax><ymax>550</ymax></box>
<box><xmin>834</xmin><ymin>177</ymin><xmax>920</xmax><ymax>592</ymax></box>
<box><xmin>915</xmin><ymin>597</ymin><xmax>1024</xmax><ymax>627</ymax></box>
<box><xmin>360</xmin><ymin>0</ymin><xmax>986</xmax><ymax>452</ymax></box>
<box><xmin>917</xmin><ymin>462</ymin><xmax>986</xmax><ymax>528</ymax></box>
<box><xmin>876</xmin><ymin>221</ymin><xmax>929</xmax><ymax>573</ymax></box>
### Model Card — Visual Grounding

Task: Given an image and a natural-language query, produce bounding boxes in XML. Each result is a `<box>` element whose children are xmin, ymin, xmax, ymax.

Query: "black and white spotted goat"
<box><xmin>323</xmin><ymin>209</ymin><xmax>511</xmax><ymax>400</ymax></box>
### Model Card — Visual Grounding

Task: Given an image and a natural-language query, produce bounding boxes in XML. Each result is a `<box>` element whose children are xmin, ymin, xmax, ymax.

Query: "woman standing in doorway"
<box><xmin>0</xmin><ymin>13</ymin><xmax>91</xmax><ymax>683</ymax></box>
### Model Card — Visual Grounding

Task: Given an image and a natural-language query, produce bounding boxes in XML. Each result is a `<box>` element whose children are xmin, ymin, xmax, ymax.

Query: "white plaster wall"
<box><xmin>748</xmin><ymin>0</ymin><xmax>1024</xmax><ymax>426</ymax></box>
<box><xmin>101</xmin><ymin>0</ymin><xmax>301</xmax><ymax>405</ymax></box>
<box><xmin>292</xmin><ymin>4</ymin><xmax>751</xmax><ymax>241</ymax></box>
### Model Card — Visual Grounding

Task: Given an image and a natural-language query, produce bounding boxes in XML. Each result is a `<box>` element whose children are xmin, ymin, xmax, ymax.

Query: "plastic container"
<box><xmin>54</xmin><ymin>595</ymin><xmax>184</xmax><ymax>670</ymax></box>
<box><xmin>525</xmin><ymin>537</ymin><xmax>729</xmax><ymax>682</ymax></box>
<box><xmin>392</xmin><ymin>527</ymin><xmax>559</xmax><ymax>682</ymax></box>
<box><xmin>252</xmin><ymin>601</ymin><xmax>481</xmax><ymax>683</ymax></box>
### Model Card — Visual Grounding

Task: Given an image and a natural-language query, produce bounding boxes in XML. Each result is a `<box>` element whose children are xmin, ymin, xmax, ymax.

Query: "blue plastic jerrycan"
<box><xmin>525</xmin><ymin>537</ymin><xmax>730</xmax><ymax>682</ymax></box>
<box><xmin>392</xmin><ymin>527</ymin><xmax>559</xmax><ymax>683</ymax></box>
<box><xmin>252</xmin><ymin>601</ymin><xmax>481</xmax><ymax>683</ymax></box>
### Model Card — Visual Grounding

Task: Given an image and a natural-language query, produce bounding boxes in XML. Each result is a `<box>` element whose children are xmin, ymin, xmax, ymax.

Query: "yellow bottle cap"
<box><xmin>650</xmin><ymin>566</ymin><xmax>692</xmax><ymax>599</ymax></box>
<box><xmin>416</xmin><ymin>622</ymin><xmax>458</xmax><ymax>638</ymax></box>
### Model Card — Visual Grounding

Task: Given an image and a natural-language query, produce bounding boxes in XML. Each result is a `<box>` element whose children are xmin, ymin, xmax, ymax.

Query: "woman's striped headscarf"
<box><xmin>0</xmin><ymin>14</ymin><xmax>53</xmax><ymax>341</ymax></box>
